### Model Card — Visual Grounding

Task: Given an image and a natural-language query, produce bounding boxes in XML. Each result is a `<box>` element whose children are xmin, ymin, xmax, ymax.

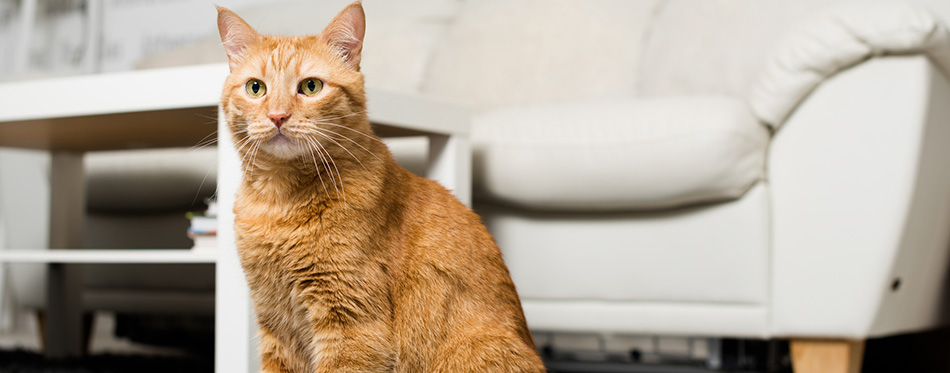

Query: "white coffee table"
<box><xmin>0</xmin><ymin>63</ymin><xmax>471</xmax><ymax>371</ymax></box>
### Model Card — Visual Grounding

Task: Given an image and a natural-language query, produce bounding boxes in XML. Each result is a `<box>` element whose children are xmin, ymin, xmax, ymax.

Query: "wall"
<box><xmin>0</xmin><ymin>0</ymin><xmax>263</xmax><ymax>81</ymax></box>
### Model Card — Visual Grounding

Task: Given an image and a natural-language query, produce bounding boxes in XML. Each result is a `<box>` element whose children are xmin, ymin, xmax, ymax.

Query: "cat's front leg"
<box><xmin>428</xmin><ymin>330</ymin><xmax>547</xmax><ymax>373</ymax></box>
<box><xmin>313</xmin><ymin>320</ymin><xmax>396</xmax><ymax>372</ymax></box>
<box><xmin>258</xmin><ymin>327</ymin><xmax>293</xmax><ymax>373</ymax></box>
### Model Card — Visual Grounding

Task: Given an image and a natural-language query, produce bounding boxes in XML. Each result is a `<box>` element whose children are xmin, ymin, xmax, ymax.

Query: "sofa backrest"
<box><xmin>637</xmin><ymin>0</ymin><xmax>835</xmax><ymax>99</ymax></box>
<box><xmin>422</xmin><ymin>0</ymin><xmax>661</xmax><ymax>111</ymax></box>
<box><xmin>421</xmin><ymin>0</ymin><xmax>845</xmax><ymax>112</ymax></box>
<box><xmin>130</xmin><ymin>0</ymin><xmax>950</xmax><ymax>114</ymax></box>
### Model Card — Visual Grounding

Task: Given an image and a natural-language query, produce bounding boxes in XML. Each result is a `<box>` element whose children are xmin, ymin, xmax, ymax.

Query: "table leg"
<box><xmin>45</xmin><ymin>263</ymin><xmax>82</xmax><ymax>357</ymax></box>
<box><xmin>46</xmin><ymin>152</ymin><xmax>85</xmax><ymax>358</ymax></box>
<box><xmin>426</xmin><ymin>134</ymin><xmax>472</xmax><ymax>206</ymax></box>
<box><xmin>216</xmin><ymin>108</ymin><xmax>259</xmax><ymax>373</ymax></box>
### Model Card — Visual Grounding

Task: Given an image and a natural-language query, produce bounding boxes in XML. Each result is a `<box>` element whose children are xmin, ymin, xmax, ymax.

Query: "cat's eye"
<box><xmin>245</xmin><ymin>79</ymin><xmax>266</xmax><ymax>98</ymax></box>
<box><xmin>298</xmin><ymin>78</ymin><xmax>323</xmax><ymax>97</ymax></box>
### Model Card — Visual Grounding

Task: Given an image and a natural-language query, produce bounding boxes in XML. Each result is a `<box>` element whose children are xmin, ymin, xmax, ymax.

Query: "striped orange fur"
<box><xmin>217</xmin><ymin>3</ymin><xmax>545</xmax><ymax>372</ymax></box>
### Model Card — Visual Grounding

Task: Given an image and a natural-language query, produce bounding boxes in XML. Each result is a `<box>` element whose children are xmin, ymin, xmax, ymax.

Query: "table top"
<box><xmin>0</xmin><ymin>249</ymin><xmax>218</xmax><ymax>264</ymax></box>
<box><xmin>0</xmin><ymin>63</ymin><xmax>469</xmax><ymax>152</ymax></box>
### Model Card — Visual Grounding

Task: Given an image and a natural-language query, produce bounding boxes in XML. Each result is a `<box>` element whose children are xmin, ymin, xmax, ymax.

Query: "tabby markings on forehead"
<box><xmin>268</xmin><ymin>45</ymin><xmax>296</xmax><ymax>72</ymax></box>
<box><xmin>252</xmin><ymin>47</ymin><xmax>332</xmax><ymax>90</ymax></box>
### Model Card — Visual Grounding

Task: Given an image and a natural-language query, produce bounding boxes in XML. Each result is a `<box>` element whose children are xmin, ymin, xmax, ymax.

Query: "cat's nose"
<box><xmin>269</xmin><ymin>112</ymin><xmax>289</xmax><ymax>128</ymax></box>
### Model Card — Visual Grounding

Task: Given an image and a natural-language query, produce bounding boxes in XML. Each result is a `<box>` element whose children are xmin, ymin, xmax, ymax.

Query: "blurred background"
<box><xmin>4</xmin><ymin>0</ymin><xmax>950</xmax><ymax>372</ymax></box>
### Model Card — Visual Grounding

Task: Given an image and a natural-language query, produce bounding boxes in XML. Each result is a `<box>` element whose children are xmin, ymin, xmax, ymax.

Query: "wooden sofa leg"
<box><xmin>790</xmin><ymin>339</ymin><xmax>865</xmax><ymax>373</ymax></box>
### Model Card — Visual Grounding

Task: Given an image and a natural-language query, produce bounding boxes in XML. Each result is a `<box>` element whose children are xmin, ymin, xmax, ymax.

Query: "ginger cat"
<box><xmin>217</xmin><ymin>3</ymin><xmax>546</xmax><ymax>372</ymax></box>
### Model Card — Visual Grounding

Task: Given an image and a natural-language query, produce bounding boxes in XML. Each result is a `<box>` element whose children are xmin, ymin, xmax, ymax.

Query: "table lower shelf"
<box><xmin>0</xmin><ymin>249</ymin><xmax>218</xmax><ymax>264</ymax></box>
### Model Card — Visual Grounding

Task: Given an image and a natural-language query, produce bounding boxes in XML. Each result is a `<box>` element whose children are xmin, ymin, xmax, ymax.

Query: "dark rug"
<box><xmin>2</xmin><ymin>327</ymin><xmax>947</xmax><ymax>373</ymax></box>
<box><xmin>0</xmin><ymin>350</ymin><xmax>212</xmax><ymax>373</ymax></box>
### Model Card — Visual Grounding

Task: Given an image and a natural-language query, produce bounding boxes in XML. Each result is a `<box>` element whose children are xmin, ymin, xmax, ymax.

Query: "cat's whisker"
<box><xmin>240</xmin><ymin>139</ymin><xmax>262</xmax><ymax>183</ymax></box>
<box><xmin>194</xmin><ymin>113</ymin><xmax>223</xmax><ymax>131</ymax></box>
<box><xmin>191</xmin><ymin>130</ymin><xmax>221</xmax><ymax>151</ymax></box>
<box><xmin>303</xmin><ymin>136</ymin><xmax>335</xmax><ymax>201</ymax></box>
<box><xmin>233</xmin><ymin>136</ymin><xmax>255</xmax><ymax>155</ymax></box>
<box><xmin>224</xmin><ymin>124</ymin><xmax>251</xmax><ymax>144</ymax></box>
<box><xmin>190</xmin><ymin>141</ymin><xmax>218</xmax><ymax>152</ymax></box>
<box><xmin>232</xmin><ymin>141</ymin><xmax>250</xmax><ymax>161</ymax></box>
<box><xmin>312</xmin><ymin>121</ymin><xmax>386</xmax><ymax>145</ymax></box>
<box><xmin>235</xmin><ymin>136</ymin><xmax>252</xmax><ymax>149</ymax></box>
<box><xmin>316</xmin><ymin>128</ymin><xmax>382</xmax><ymax>164</ymax></box>
<box><xmin>312</xmin><ymin>136</ymin><xmax>346</xmax><ymax>201</ymax></box>
<box><xmin>194</xmin><ymin>112</ymin><xmax>220</xmax><ymax>122</ymax></box>
<box><xmin>313</xmin><ymin>110</ymin><xmax>368</xmax><ymax>122</ymax></box>
<box><xmin>251</xmin><ymin>139</ymin><xmax>263</xmax><ymax>173</ymax></box>
<box><xmin>213</xmin><ymin>128</ymin><xmax>252</xmax><ymax>151</ymax></box>
<box><xmin>304</xmin><ymin>135</ymin><xmax>345</xmax><ymax>201</ymax></box>
<box><xmin>311</xmin><ymin>129</ymin><xmax>373</xmax><ymax>174</ymax></box>
<box><xmin>191</xmin><ymin>124</ymin><xmax>254</xmax><ymax>151</ymax></box>
<box><xmin>193</xmin><ymin>158</ymin><xmax>219</xmax><ymax>207</ymax></box>
<box><xmin>237</xmin><ymin>143</ymin><xmax>254</xmax><ymax>180</ymax></box>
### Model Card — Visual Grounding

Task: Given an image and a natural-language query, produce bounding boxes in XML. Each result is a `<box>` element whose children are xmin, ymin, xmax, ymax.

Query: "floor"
<box><xmin>0</xmin><ymin>312</ymin><xmax>727</xmax><ymax>372</ymax></box>
<box><xmin>0</xmin><ymin>311</ymin><xmax>213</xmax><ymax>372</ymax></box>
<box><xmin>0</xmin><ymin>311</ymin><xmax>191</xmax><ymax>357</ymax></box>
<box><xmin>2</xmin><ymin>311</ymin><xmax>949</xmax><ymax>372</ymax></box>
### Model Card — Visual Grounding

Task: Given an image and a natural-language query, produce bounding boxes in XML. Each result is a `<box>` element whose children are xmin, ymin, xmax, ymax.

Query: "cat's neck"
<box><xmin>238</xmin><ymin>136</ymin><xmax>393</xmax><ymax>209</ymax></box>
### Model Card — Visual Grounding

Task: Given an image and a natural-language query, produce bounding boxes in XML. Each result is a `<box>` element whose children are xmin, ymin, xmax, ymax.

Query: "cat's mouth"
<box><xmin>259</xmin><ymin>131</ymin><xmax>304</xmax><ymax>159</ymax></box>
<box><xmin>271</xmin><ymin>133</ymin><xmax>293</xmax><ymax>144</ymax></box>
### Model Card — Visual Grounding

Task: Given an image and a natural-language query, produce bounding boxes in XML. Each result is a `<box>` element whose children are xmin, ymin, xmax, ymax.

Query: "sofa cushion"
<box><xmin>473</xmin><ymin>96</ymin><xmax>769</xmax><ymax>211</ymax></box>
<box><xmin>481</xmin><ymin>182</ymin><xmax>770</xmax><ymax>308</ymax></box>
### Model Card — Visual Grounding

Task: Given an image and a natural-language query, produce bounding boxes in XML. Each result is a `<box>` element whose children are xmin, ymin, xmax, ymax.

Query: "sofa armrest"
<box><xmin>769</xmin><ymin>55</ymin><xmax>950</xmax><ymax>339</ymax></box>
<box><xmin>750</xmin><ymin>2</ymin><xmax>950</xmax><ymax>129</ymax></box>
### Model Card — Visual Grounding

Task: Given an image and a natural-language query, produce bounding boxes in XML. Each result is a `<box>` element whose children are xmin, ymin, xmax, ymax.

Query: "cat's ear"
<box><xmin>216</xmin><ymin>6</ymin><xmax>261</xmax><ymax>71</ymax></box>
<box><xmin>320</xmin><ymin>1</ymin><xmax>366</xmax><ymax>70</ymax></box>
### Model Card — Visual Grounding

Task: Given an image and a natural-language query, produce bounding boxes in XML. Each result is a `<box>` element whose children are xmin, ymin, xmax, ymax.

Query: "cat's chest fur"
<box><xmin>233</xmin><ymin>191</ymin><xmax>396</xmax><ymax>367</ymax></box>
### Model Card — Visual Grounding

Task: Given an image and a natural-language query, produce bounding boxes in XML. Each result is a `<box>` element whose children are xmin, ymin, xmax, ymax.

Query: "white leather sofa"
<box><xmin>6</xmin><ymin>0</ymin><xmax>950</xmax><ymax>370</ymax></box>
<box><xmin>417</xmin><ymin>1</ymin><xmax>950</xmax><ymax>370</ymax></box>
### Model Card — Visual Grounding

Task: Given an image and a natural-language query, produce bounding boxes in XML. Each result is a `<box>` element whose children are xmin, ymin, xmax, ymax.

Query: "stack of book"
<box><xmin>187</xmin><ymin>199</ymin><xmax>218</xmax><ymax>251</ymax></box>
